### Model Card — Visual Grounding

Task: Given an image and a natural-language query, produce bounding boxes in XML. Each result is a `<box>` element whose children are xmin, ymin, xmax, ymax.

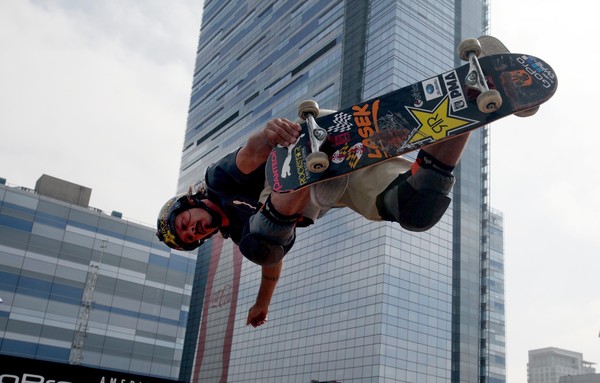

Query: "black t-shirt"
<box><xmin>204</xmin><ymin>149</ymin><xmax>266</xmax><ymax>244</ymax></box>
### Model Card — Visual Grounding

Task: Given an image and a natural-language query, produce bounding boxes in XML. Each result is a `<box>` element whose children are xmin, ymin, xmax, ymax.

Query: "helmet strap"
<box><xmin>197</xmin><ymin>200</ymin><xmax>222</xmax><ymax>229</ymax></box>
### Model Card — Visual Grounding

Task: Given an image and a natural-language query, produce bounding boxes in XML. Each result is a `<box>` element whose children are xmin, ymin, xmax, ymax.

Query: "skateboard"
<box><xmin>266</xmin><ymin>36</ymin><xmax>557</xmax><ymax>193</ymax></box>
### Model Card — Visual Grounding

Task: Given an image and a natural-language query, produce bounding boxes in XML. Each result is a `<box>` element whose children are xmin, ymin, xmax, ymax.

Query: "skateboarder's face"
<box><xmin>174</xmin><ymin>208</ymin><xmax>218</xmax><ymax>244</ymax></box>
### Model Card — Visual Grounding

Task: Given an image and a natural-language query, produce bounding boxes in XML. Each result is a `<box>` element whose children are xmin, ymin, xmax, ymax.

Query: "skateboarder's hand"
<box><xmin>263</xmin><ymin>118</ymin><xmax>301</xmax><ymax>148</ymax></box>
<box><xmin>247</xmin><ymin>304</ymin><xmax>269</xmax><ymax>328</ymax></box>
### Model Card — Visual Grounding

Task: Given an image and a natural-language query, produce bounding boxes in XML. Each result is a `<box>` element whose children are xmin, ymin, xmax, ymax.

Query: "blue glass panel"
<box><xmin>0</xmin><ymin>214</ymin><xmax>33</xmax><ymax>232</ymax></box>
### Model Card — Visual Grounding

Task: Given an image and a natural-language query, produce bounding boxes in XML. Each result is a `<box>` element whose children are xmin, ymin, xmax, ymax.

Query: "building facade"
<box><xmin>482</xmin><ymin>208</ymin><xmax>507</xmax><ymax>382</ymax></box>
<box><xmin>558</xmin><ymin>374</ymin><xmax>600</xmax><ymax>383</ymax></box>
<box><xmin>178</xmin><ymin>0</ymin><xmax>504</xmax><ymax>382</ymax></box>
<box><xmin>529</xmin><ymin>347</ymin><xmax>597</xmax><ymax>383</ymax></box>
<box><xmin>0</xmin><ymin>176</ymin><xmax>193</xmax><ymax>380</ymax></box>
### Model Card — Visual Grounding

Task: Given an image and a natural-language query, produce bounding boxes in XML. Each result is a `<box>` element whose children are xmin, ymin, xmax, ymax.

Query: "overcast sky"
<box><xmin>0</xmin><ymin>1</ymin><xmax>598</xmax><ymax>382</ymax></box>
<box><xmin>0</xmin><ymin>0</ymin><xmax>202</xmax><ymax>226</ymax></box>
<box><xmin>489</xmin><ymin>0</ymin><xmax>599</xmax><ymax>381</ymax></box>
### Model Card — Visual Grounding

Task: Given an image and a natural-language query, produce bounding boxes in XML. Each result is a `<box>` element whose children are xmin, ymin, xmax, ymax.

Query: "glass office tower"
<box><xmin>178</xmin><ymin>1</ymin><xmax>505</xmax><ymax>382</ymax></box>
<box><xmin>0</xmin><ymin>177</ymin><xmax>193</xmax><ymax>380</ymax></box>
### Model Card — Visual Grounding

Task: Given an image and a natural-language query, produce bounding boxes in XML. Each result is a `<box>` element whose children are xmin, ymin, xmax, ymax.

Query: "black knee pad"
<box><xmin>395</xmin><ymin>187</ymin><xmax>451</xmax><ymax>232</ymax></box>
<box><xmin>377</xmin><ymin>172</ymin><xmax>452</xmax><ymax>232</ymax></box>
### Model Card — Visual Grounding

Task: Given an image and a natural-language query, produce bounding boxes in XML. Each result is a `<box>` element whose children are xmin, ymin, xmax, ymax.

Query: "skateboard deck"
<box><xmin>266</xmin><ymin>39</ymin><xmax>557</xmax><ymax>193</ymax></box>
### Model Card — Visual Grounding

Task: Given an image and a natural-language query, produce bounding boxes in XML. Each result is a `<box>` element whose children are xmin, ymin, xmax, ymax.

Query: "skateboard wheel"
<box><xmin>477</xmin><ymin>89</ymin><xmax>502</xmax><ymax>113</ymax></box>
<box><xmin>306</xmin><ymin>151</ymin><xmax>329</xmax><ymax>173</ymax></box>
<box><xmin>298</xmin><ymin>100</ymin><xmax>320</xmax><ymax>120</ymax></box>
<box><xmin>458</xmin><ymin>38</ymin><xmax>482</xmax><ymax>61</ymax></box>
<box><xmin>515</xmin><ymin>105</ymin><xmax>540</xmax><ymax>118</ymax></box>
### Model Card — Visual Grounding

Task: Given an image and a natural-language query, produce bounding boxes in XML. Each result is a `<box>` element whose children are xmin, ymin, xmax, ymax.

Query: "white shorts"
<box><xmin>261</xmin><ymin>156</ymin><xmax>412</xmax><ymax>222</ymax></box>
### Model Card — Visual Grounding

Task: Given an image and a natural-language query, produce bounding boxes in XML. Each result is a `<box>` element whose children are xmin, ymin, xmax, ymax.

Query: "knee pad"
<box><xmin>377</xmin><ymin>168</ymin><xmax>454</xmax><ymax>232</ymax></box>
<box><xmin>239</xmin><ymin>197</ymin><xmax>297</xmax><ymax>266</ymax></box>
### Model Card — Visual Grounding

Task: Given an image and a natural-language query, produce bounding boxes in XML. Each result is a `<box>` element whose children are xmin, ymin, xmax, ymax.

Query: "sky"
<box><xmin>0</xmin><ymin>1</ymin><xmax>598</xmax><ymax>382</ymax></box>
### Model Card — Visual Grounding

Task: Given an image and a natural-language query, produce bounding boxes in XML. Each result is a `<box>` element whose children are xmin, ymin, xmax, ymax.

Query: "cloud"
<box><xmin>0</xmin><ymin>0</ymin><xmax>203</xmax><ymax>225</ymax></box>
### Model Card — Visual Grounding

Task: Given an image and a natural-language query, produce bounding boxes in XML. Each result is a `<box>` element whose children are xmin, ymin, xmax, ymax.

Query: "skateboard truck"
<box><xmin>458</xmin><ymin>38</ymin><xmax>503</xmax><ymax>113</ymax></box>
<box><xmin>477</xmin><ymin>35</ymin><xmax>540</xmax><ymax>118</ymax></box>
<box><xmin>298</xmin><ymin>100</ymin><xmax>329</xmax><ymax>173</ymax></box>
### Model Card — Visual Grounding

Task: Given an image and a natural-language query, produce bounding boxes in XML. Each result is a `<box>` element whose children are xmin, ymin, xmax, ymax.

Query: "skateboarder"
<box><xmin>157</xmin><ymin>117</ymin><xmax>469</xmax><ymax>327</ymax></box>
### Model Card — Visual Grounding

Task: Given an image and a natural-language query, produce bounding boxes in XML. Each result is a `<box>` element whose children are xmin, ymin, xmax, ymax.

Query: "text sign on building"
<box><xmin>0</xmin><ymin>355</ymin><xmax>184</xmax><ymax>383</ymax></box>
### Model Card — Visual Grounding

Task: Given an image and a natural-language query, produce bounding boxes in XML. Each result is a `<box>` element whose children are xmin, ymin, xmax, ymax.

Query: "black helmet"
<box><xmin>156</xmin><ymin>188</ymin><xmax>220</xmax><ymax>251</ymax></box>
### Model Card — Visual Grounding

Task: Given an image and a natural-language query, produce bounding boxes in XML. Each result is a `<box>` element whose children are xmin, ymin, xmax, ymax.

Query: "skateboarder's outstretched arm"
<box><xmin>246</xmin><ymin>261</ymin><xmax>282</xmax><ymax>327</ymax></box>
<box><xmin>237</xmin><ymin>119</ymin><xmax>311</xmax><ymax>327</ymax></box>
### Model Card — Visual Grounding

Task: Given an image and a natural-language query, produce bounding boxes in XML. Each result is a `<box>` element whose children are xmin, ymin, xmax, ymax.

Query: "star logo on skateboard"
<box><xmin>406</xmin><ymin>96</ymin><xmax>476</xmax><ymax>144</ymax></box>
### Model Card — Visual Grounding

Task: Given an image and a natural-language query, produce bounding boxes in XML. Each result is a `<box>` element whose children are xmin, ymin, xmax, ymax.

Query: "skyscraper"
<box><xmin>178</xmin><ymin>1</ymin><xmax>504</xmax><ymax>382</ymax></box>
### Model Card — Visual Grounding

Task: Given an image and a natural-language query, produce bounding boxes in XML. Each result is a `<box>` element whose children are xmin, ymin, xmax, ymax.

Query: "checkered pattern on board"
<box><xmin>326</xmin><ymin>112</ymin><xmax>353</xmax><ymax>133</ymax></box>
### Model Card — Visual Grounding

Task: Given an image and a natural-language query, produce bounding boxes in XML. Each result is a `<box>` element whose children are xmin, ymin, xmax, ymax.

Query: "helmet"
<box><xmin>156</xmin><ymin>189</ymin><xmax>220</xmax><ymax>251</ymax></box>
